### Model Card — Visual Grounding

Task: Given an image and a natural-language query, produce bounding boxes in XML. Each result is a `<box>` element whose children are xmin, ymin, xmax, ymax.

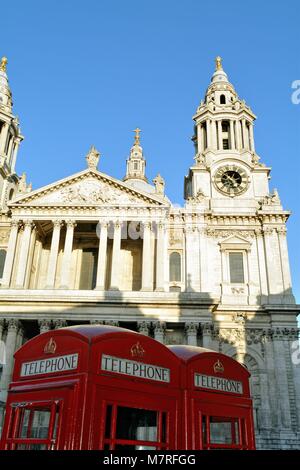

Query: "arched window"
<box><xmin>220</xmin><ymin>94</ymin><xmax>226</xmax><ymax>104</ymax></box>
<box><xmin>0</xmin><ymin>249</ymin><xmax>7</xmax><ymax>278</ymax></box>
<box><xmin>169</xmin><ymin>252</ymin><xmax>181</xmax><ymax>282</ymax></box>
<box><xmin>8</xmin><ymin>188</ymin><xmax>14</xmax><ymax>201</ymax></box>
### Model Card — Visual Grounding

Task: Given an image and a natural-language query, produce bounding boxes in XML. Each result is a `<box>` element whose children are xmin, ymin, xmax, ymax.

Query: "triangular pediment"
<box><xmin>219</xmin><ymin>234</ymin><xmax>252</xmax><ymax>251</ymax></box>
<box><xmin>11</xmin><ymin>169</ymin><xmax>168</xmax><ymax>208</ymax></box>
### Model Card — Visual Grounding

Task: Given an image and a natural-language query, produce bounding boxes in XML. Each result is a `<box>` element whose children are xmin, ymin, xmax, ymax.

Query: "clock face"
<box><xmin>213</xmin><ymin>165</ymin><xmax>249</xmax><ymax>196</ymax></box>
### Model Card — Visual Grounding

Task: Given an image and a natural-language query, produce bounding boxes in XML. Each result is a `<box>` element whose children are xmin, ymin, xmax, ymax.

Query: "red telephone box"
<box><xmin>0</xmin><ymin>325</ymin><xmax>255</xmax><ymax>450</ymax></box>
<box><xmin>169</xmin><ymin>345</ymin><xmax>255</xmax><ymax>450</ymax></box>
<box><xmin>0</xmin><ymin>325</ymin><xmax>181</xmax><ymax>450</ymax></box>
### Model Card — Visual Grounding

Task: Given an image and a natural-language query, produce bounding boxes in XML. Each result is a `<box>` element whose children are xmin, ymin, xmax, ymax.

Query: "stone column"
<box><xmin>262</xmin><ymin>330</ymin><xmax>281</xmax><ymax>428</ymax></box>
<box><xmin>197</xmin><ymin>124</ymin><xmax>203</xmax><ymax>153</ymax></box>
<box><xmin>38</xmin><ymin>320</ymin><xmax>52</xmax><ymax>334</ymax></box>
<box><xmin>0</xmin><ymin>319</ymin><xmax>19</xmax><ymax>398</ymax></box>
<box><xmin>60</xmin><ymin>220</ymin><xmax>76</xmax><ymax>289</ymax></box>
<box><xmin>259</xmin><ymin>370</ymin><xmax>272</xmax><ymax>429</ymax></box>
<box><xmin>155</xmin><ymin>222</ymin><xmax>165</xmax><ymax>291</ymax></box>
<box><xmin>242</xmin><ymin>119</ymin><xmax>247</xmax><ymax>149</ymax></box>
<box><xmin>211</xmin><ymin>121</ymin><xmax>217</xmax><ymax>150</ymax></box>
<box><xmin>10</xmin><ymin>140</ymin><xmax>20</xmax><ymax>173</ymax></box>
<box><xmin>1</xmin><ymin>220</ymin><xmax>19</xmax><ymax>287</ymax></box>
<box><xmin>110</xmin><ymin>221</ymin><xmax>122</xmax><ymax>290</ymax></box>
<box><xmin>15</xmin><ymin>220</ymin><xmax>34</xmax><ymax>288</ymax></box>
<box><xmin>153</xmin><ymin>321</ymin><xmax>166</xmax><ymax>343</ymax></box>
<box><xmin>202</xmin><ymin>322</ymin><xmax>213</xmax><ymax>349</ymax></box>
<box><xmin>263</xmin><ymin>227</ymin><xmax>284</xmax><ymax>296</ymax></box>
<box><xmin>137</xmin><ymin>321</ymin><xmax>151</xmax><ymax>336</ymax></box>
<box><xmin>272</xmin><ymin>328</ymin><xmax>292</xmax><ymax>428</ymax></box>
<box><xmin>0</xmin><ymin>320</ymin><xmax>5</xmax><ymax>367</ymax></box>
<box><xmin>46</xmin><ymin>220</ymin><xmax>62</xmax><ymax>288</ymax></box>
<box><xmin>95</xmin><ymin>222</ymin><xmax>108</xmax><ymax>290</ymax></box>
<box><xmin>255</xmin><ymin>229</ymin><xmax>269</xmax><ymax>302</ymax></box>
<box><xmin>235</xmin><ymin>120</ymin><xmax>241</xmax><ymax>150</ymax></box>
<box><xmin>0</xmin><ymin>122</ymin><xmax>9</xmax><ymax>154</ymax></box>
<box><xmin>206</xmin><ymin>119</ymin><xmax>211</xmax><ymax>148</ymax></box>
<box><xmin>185</xmin><ymin>227</ymin><xmax>200</xmax><ymax>292</ymax></box>
<box><xmin>217</xmin><ymin>120</ymin><xmax>222</xmax><ymax>150</ymax></box>
<box><xmin>185</xmin><ymin>322</ymin><xmax>198</xmax><ymax>346</ymax></box>
<box><xmin>249</xmin><ymin>123</ymin><xmax>255</xmax><ymax>152</ymax></box>
<box><xmin>277</xmin><ymin>227</ymin><xmax>293</xmax><ymax>296</ymax></box>
<box><xmin>229</xmin><ymin>120</ymin><xmax>235</xmax><ymax>150</ymax></box>
<box><xmin>198</xmin><ymin>228</ymin><xmax>208</xmax><ymax>292</ymax></box>
<box><xmin>142</xmin><ymin>222</ymin><xmax>152</xmax><ymax>291</ymax></box>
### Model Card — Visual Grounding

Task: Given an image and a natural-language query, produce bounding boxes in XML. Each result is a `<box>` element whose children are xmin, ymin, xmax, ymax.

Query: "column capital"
<box><xmin>65</xmin><ymin>219</ymin><xmax>77</xmax><ymax>229</ymax></box>
<box><xmin>201</xmin><ymin>322</ymin><xmax>213</xmax><ymax>335</ymax></box>
<box><xmin>11</xmin><ymin>219</ymin><xmax>20</xmax><ymax>229</ymax></box>
<box><xmin>277</xmin><ymin>226</ymin><xmax>287</xmax><ymax>235</ymax></box>
<box><xmin>53</xmin><ymin>319</ymin><xmax>67</xmax><ymax>329</ymax></box>
<box><xmin>22</xmin><ymin>219</ymin><xmax>35</xmax><ymax>229</ymax></box>
<box><xmin>153</xmin><ymin>321</ymin><xmax>166</xmax><ymax>334</ymax></box>
<box><xmin>38</xmin><ymin>319</ymin><xmax>52</xmax><ymax>333</ymax></box>
<box><xmin>105</xmin><ymin>320</ymin><xmax>119</xmax><ymax>327</ymax></box>
<box><xmin>137</xmin><ymin>321</ymin><xmax>151</xmax><ymax>335</ymax></box>
<box><xmin>53</xmin><ymin>219</ymin><xmax>63</xmax><ymax>229</ymax></box>
<box><xmin>185</xmin><ymin>322</ymin><xmax>199</xmax><ymax>334</ymax></box>
<box><xmin>7</xmin><ymin>318</ymin><xmax>19</xmax><ymax>332</ymax></box>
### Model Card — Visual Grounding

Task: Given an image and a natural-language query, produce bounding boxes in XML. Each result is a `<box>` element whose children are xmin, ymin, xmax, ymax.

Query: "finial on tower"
<box><xmin>133</xmin><ymin>128</ymin><xmax>141</xmax><ymax>146</ymax></box>
<box><xmin>0</xmin><ymin>57</ymin><xmax>8</xmax><ymax>72</ymax></box>
<box><xmin>215</xmin><ymin>56</ymin><xmax>223</xmax><ymax>71</ymax></box>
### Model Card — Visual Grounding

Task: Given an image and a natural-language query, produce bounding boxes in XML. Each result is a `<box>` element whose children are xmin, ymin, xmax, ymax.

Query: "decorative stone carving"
<box><xmin>185</xmin><ymin>322</ymin><xmax>199</xmax><ymax>335</ymax></box>
<box><xmin>0</xmin><ymin>231</ymin><xmax>9</xmax><ymax>243</ymax></box>
<box><xmin>194</xmin><ymin>153</ymin><xmax>206</xmax><ymax>167</ymax></box>
<box><xmin>22</xmin><ymin>177</ymin><xmax>157</xmax><ymax>207</ymax></box>
<box><xmin>7</xmin><ymin>318</ymin><xmax>19</xmax><ymax>332</ymax></box>
<box><xmin>17</xmin><ymin>173</ymin><xmax>31</xmax><ymax>194</ymax></box>
<box><xmin>137</xmin><ymin>321</ymin><xmax>151</xmax><ymax>336</ymax></box>
<box><xmin>53</xmin><ymin>320</ymin><xmax>67</xmax><ymax>329</ymax></box>
<box><xmin>38</xmin><ymin>319</ymin><xmax>52</xmax><ymax>333</ymax></box>
<box><xmin>187</xmin><ymin>189</ymin><xmax>206</xmax><ymax>203</ymax></box>
<box><xmin>232</xmin><ymin>312</ymin><xmax>247</xmax><ymax>324</ymax></box>
<box><xmin>231</xmin><ymin>287</ymin><xmax>245</xmax><ymax>294</ymax></box>
<box><xmin>205</xmin><ymin>229</ymin><xmax>255</xmax><ymax>239</ymax></box>
<box><xmin>86</xmin><ymin>146</ymin><xmax>100</xmax><ymax>170</ymax></box>
<box><xmin>153</xmin><ymin>174</ymin><xmax>165</xmax><ymax>195</ymax></box>
<box><xmin>259</xmin><ymin>189</ymin><xmax>281</xmax><ymax>207</ymax></box>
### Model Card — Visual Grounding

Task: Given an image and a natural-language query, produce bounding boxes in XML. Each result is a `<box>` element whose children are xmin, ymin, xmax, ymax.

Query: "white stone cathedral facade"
<box><xmin>0</xmin><ymin>55</ymin><xmax>299</xmax><ymax>449</ymax></box>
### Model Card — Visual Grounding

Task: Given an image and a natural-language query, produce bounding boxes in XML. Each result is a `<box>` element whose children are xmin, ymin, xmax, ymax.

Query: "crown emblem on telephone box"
<box><xmin>213</xmin><ymin>359</ymin><xmax>224</xmax><ymax>374</ymax></box>
<box><xmin>130</xmin><ymin>342</ymin><xmax>145</xmax><ymax>358</ymax></box>
<box><xmin>44</xmin><ymin>337</ymin><xmax>57</xmax><ymax>355</ymax></box>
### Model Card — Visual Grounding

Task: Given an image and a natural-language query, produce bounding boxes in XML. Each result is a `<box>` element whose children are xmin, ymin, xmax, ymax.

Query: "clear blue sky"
<box><xmin>1</xmin><ymin>0</ymin><xmax>299</xmax><ymax>301</ymax></box>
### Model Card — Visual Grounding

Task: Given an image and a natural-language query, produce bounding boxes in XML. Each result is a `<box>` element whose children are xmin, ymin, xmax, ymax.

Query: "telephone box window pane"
<box><xmin>105</xmin><ymin>405</ymin><xmax>112</xmax><ymax>438</ymax></box>
<box><xmin>229</xmin><ymin>252</ymin><xmax>244</xmax><ymax>283</ymax></box>
<box><xmin>30</xmin><ymin>410</ymin><xmax>51</xmax><ymax>438</ymax></box>
<box><xmin>18</xmin><ymin>407</ymin><xmax>52</xmax><ymax>439</ymax></box>
<box><xmin>116</xmin><ymin>406</ymin><xmax>158</xmax><ymax>442</ymax></box>
<box><xmin>209</xmin><ymin>417</ymin><xmax>239</xmax><ymax>445</ymax></box>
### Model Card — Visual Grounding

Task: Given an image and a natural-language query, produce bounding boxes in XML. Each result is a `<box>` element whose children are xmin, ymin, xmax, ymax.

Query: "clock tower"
<box><xmin>185</xmin><ymin>57</ymin><xmax>271</xmax><ymax>210</ymax></box>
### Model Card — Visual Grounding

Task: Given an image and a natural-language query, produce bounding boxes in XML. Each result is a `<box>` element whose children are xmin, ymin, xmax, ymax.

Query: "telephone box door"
<box><xmin>194</xmin><ymin>401</ymin><xmax>255</xmax><ymax>450</ymax></box>
<box><xmin>1</xmin><ymin>387</ymin><xmax>75</xmax><ymax>450</ymax></box>
<box><xmin>92</xmin><ymin>387</ymin><xmax>179</xmax><ymax>450</ymax></box>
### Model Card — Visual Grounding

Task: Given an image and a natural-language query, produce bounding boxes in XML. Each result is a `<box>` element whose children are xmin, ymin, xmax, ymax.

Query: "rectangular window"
<box><xmin>222</xmin><ymin>139</ymin><xmax>229</xmax><ymax>149</ymax></box>
<box><xmin>103</xmin><ymin>404</ymin><xmax>168</xmax><ymax>450</ymax></box>
<box><xmin>79</xmin><ymin>248</ymin><xmax>98</xmax><ymax>290</ymax></box>
<box><xmin>229</xmin><ymin>252</ymin><xmax>244</xmax><ymax>283</ymax></box>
